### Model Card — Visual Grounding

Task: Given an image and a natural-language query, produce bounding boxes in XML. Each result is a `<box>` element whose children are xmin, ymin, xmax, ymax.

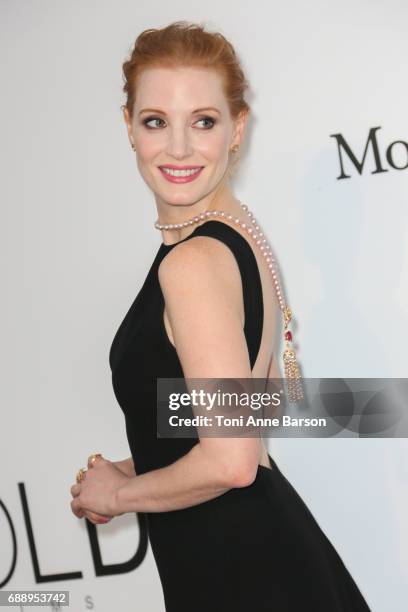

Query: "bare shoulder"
<box><xmin>158</xmin><ymin>235</ymin><xmax>242</xmax><ymax>293</ymax></box>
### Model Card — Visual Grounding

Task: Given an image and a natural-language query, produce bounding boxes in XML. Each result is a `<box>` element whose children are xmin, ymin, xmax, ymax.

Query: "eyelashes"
<box><xmin>142</xmin><ymin>116</ymin><xmax>217</xmax><ymax>130</ymax></box>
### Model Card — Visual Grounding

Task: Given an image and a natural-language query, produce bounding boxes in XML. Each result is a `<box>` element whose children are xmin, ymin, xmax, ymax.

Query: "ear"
<box><xmin>122</xmin><ymin>105</ymin><xmax>135</xmax><ymax>149</ymax></box>
<box><xmin>231</xmin><ymin>109</ymin><xmax>250</xmax><ymax>148</ymax></box>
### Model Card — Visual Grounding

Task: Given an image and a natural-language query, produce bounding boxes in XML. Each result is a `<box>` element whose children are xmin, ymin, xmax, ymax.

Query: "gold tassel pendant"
<box><xmin>282</xmin><ymin>306</ymin><xmax>304</xmax><ymax>403</ymax></box>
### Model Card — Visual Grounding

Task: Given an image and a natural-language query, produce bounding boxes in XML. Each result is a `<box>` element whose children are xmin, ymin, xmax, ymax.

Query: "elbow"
<box><xmin>223</xmin><ymin>462</ymin><xmax>258</xmax><ymax>489</ymax></box>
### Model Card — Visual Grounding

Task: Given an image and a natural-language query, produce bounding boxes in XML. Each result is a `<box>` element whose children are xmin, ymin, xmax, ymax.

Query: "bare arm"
<box><xmin>112</xmin><ymin>236</ymin><xmax>262</xmax><ymax>515</ymax></box>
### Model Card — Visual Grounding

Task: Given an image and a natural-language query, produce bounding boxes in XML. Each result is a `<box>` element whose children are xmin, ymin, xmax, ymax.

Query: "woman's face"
<box><xmin>123</xmin><ymin>66</ymin><xmax>247</xmax><ymax>209</ymax></box>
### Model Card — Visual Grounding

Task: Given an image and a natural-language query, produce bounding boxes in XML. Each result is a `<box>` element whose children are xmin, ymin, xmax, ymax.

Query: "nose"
<box><xmin>165</xmin><ymin>125</ymin><xmax>194</xmax><ymax>159</ymax></box>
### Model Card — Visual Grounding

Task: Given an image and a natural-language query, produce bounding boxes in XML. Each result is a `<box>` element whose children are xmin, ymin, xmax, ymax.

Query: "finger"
<box><xmin>70</xmin><ymin>483</ymin><xmax>81</xmax><ymax>497</ymax></box>
<box><xmin>85</xmin><ymin>511</ymin><xmax>112</xmax><ymax>524</ymax></box>
<box><xmin>75</xmin><ymin>468</ymin><xmax>87</xmax><ymax>483</ymax></box>
<box><xmin>71</xmin><ymin>498</ymin><xmax>85</xmax><ymax>518</ymax></box>
<box><xmin>87</xmin><ymin>453</ymin><xmax>104</xmax><ymax>469</ymax></box>
<box><xmin>85</xmin><ymin>508</ymin><xmax>111</xmax><ymax>521</ymax></box>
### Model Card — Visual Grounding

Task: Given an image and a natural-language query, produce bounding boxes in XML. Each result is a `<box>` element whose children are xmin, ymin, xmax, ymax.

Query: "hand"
<box><xmin>70</xmin><ymin>455</ymin><xmax>130</xmax><ymax>520</ymax></box>
<box><xmin>112</xmin><ymin>456</ymin><xmax>136</xmax><ymax>478</ymax></box>
<box><xmin>73</xmin><ymin>506</ymin><xmax>112</xmax><ymax>525</ymax></box>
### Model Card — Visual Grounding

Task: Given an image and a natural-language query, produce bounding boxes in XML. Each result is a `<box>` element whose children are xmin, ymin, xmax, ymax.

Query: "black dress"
<box><xmin>109</xmin><ymin>220</ymin><xmax>371</xmax><ymax>612</ymax></box>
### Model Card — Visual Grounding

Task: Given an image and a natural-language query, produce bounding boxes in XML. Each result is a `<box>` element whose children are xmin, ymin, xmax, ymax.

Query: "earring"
<box><xmin>131</xmin><ymin>143</ymin><xmax>135</xmax><ymax>151</ymax></box>
<box><xmin>231</xmin><ymin>144</ymin><xmax>239</xmax><ymax>152</ymax></box>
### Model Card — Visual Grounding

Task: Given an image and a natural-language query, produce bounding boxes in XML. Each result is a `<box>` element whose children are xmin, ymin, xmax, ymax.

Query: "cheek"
<box><xmin>134</xmin><ymin>140</ymin><xmax>158</xmax><ymax>163</ymax></box>
<box><xmin>195</xmin><ymin>131</ymin><xmax>230</xmax><ymax>161</ymax></box>
<box><xmin>133</xmin><ymin>127</ymin><xmax>165</xmax><ymax>163</ymax></box>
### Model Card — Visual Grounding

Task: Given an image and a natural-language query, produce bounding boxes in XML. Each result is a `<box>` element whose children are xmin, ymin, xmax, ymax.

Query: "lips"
<box><xmin>160</xmin><ymin>165</ymin><xmax>203</xmax><ymax>170</ymax></box>
<box><xmin>158</xmin><ymin>166</ymin><xmax>204</xmax><ymax>184</ymax></box>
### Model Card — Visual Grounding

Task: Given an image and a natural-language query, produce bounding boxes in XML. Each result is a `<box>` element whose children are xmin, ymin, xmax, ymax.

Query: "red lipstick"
<box><xmin>160</xmin><ymin>164</ymin><xmax>203</xmax><ymax>170</ymax></box>
<box><xmin>159</xmin><ymin>165</ymin><xmax>204</xmax><ymax>184</ymax></box>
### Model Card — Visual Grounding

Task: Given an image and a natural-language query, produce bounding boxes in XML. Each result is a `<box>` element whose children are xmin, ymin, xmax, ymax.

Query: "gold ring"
<box><xmin>90</xmin><ymin>453</ymin><xmax>103</xmax><ymax>465</ymax></box>
<box><xmin>76</xmin><ymin>468</ymin><xmax>86</xmax><ymax>483</ymax></box>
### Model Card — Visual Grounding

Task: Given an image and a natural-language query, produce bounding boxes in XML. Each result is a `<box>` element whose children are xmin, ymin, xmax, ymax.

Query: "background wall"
<box><xmin>1</xmin><ymin>1</ymin><xmax>407</xmax><ymax>610</ymax></box>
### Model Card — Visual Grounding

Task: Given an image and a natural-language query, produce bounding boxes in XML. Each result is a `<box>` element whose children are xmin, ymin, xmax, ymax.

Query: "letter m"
<box><xmin>330</xmin><ymin>126</ymin><xmax>388</xmax><ymax>179</ymax></box>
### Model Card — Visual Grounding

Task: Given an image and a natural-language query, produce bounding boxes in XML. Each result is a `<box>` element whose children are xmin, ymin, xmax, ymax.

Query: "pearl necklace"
<box><xmin>155</xmin><ymin>201</ymin><xmax>304</xmax><ymax>402</ymax></box>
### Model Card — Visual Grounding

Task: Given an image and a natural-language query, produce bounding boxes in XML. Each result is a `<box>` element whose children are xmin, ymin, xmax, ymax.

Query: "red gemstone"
<box><xmin>285</xmin><ymin>330</ymin><xmax>292</xmax><ymax>341</ymax></box>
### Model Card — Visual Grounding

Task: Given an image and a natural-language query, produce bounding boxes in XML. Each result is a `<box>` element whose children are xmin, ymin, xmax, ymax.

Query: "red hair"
<box><xmin>122</xmin><ymin>20</ymin><xmax>250</xmax><ymax>121</ymax></box>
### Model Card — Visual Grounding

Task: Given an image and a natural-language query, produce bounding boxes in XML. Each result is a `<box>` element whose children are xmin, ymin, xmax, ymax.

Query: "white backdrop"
<box><xmin>1</xmin><ymin>1</ymin><xmax>407</xmax><ymax>610</ymax></box>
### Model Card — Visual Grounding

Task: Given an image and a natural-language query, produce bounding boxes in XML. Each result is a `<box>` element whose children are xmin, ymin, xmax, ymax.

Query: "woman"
<box><xmin>70</xmin><ymin>21</ymin><xmax>371</xmax><ymax>611</ymax></box>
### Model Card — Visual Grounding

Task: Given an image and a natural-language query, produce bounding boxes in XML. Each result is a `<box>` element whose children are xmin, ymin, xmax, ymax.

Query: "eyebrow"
<box><xmin>138</xmin><ymin>106</ymin><xmax>221</xmax><ymax>116</ymax></box>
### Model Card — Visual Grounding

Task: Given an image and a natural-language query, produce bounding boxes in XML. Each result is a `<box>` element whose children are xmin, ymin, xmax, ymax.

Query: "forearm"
<box><xmin>114</xmin><ymin>443</ymin><xmax>239</xmax><ymax>514</ymax></box>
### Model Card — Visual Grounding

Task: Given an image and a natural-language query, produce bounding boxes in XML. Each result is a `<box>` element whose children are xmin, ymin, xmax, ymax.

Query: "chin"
<box><xmin>159</xmin><ymin>191</ymin><xmax>205</xmax><ymax>207</ymax></box>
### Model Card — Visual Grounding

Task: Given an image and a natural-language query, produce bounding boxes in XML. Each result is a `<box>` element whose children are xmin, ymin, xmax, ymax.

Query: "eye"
<box><xmin>143</xmin><ymin>116</ymin><xmax>166</xmax><ymax>129</ymax></box>
<box><xmin>195</xmin><ymin>116</ymin><xmax>216</xmax><ymax>129</ymax></box>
